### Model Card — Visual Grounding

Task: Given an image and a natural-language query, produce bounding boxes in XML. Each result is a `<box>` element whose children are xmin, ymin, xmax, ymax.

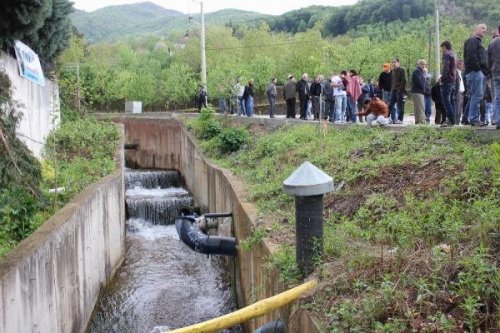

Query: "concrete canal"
<box><xmin>87</xmin><ymin>169</ymin><xmax>240</xmax><ymax>333</ymax></box>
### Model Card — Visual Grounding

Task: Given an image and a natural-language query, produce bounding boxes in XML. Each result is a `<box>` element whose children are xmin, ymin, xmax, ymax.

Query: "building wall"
<box><xmin>0</xmin><ymin>51</ymin><xmax>60</xmax><ymax>158</ymax></box>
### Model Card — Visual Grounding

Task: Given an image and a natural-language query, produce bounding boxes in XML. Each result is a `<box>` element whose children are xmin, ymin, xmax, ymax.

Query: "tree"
<box><xmin>0</xmin><ymin>0</ymin><xmax>73</xmax><ymax>68</ymax></box>
<box><xmin>0</xmin><ymin>0</ymin><xmax>52</xmax><ymax>46</ymax></box>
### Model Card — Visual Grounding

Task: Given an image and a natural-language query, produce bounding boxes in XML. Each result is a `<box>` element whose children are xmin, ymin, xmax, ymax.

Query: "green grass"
<box><xmin>0</xmin><ymin>117</ymin><xmax>120</xmax><ymax>257</ymax></box>
<box><xmin>190</xmin><ymin>119</ymin><xmax>500</xmax><ymax>332</ymax></box>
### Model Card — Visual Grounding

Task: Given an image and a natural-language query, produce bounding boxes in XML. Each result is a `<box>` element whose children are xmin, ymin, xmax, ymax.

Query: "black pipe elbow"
<box><xmin>175</xmin><ymin>216</ymin><xmax>237</xmax><ymax>257</ymax></box>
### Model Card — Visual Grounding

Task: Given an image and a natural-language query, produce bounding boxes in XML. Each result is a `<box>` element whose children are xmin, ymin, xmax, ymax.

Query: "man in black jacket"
<box><xmin>296</xmin><ymin>73</ymin><xmax>310</xmax><ymax>120</ymax></box>
<box><xmin>440</xmin><ymin>40</ymin><xmax>457</xmax><ymax>126</ymax></box>
<box><xmin>463</xmin><ymin>23</ymin><xmax>488</xmax><ymax>126</ymax></box>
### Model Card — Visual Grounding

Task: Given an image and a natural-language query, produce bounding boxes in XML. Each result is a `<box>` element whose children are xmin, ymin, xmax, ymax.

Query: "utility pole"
<box><xmin>190</xmin><ymin>0</ymin><xmax>207</xmax><ymax>87</ymax></box>
<box><xmin>435</xmin><ymin>0</ymin><xmax>440</xmax><ymax>76</ymax></box>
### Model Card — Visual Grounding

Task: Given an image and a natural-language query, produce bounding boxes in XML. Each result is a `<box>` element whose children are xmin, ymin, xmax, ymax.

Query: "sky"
<box><xmin>72</xmin><ymin>0</ymin><xmax>359</xmax><ymax>15</ymax></box>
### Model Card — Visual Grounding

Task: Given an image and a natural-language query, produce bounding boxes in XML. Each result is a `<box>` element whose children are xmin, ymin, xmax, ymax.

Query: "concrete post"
<box><xmin>283</xmin><ymin>162</ymin><xmax>334</xmax><ymax>276</ymax></box>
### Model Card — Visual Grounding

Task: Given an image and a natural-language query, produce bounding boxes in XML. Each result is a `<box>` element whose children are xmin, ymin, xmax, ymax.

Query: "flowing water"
<box><xmin>87</xmin><ymin>170</ymin><xmax>239</xmax><ymax>333</ymax></box>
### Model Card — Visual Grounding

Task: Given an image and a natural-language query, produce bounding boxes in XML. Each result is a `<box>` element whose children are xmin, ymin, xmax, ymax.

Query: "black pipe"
<box><xmin>295</xmin><ymin>194</ymin><xmax>324</xmax><ymax>276</ymax></box>
<box><xmin>175</xmin><ymin>216</ymin><xmax>237</xmax><ymax>256</ymax></box>
<box><xmin>204</xmin><ymin>212</ymin><xmax>233</xmax><ymax>218</ymax></box>
<box><xmin>124</xmin><ymin>143</ymin><xmax>139</xmax><ymax>150</ymax></box>
<box><xmin>253</xmin><ymin>319</ymin><xmax>286</xmax><ymax>333</ymax></box>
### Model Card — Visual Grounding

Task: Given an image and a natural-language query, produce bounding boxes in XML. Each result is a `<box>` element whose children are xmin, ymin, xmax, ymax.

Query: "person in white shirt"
<box><xmin>331</xmin><ymin>73</ymin><xmax>347</xmax><ymax>123</ymax></box>
<box><xmin>234</xmin><ymin>79</ymin><xmax>245</xmax><ymax>116</ymax></box>
<box><xmin>455</xmin><ymin>60</ymin><xmax>466</xmax><ymax>125</ymax></box>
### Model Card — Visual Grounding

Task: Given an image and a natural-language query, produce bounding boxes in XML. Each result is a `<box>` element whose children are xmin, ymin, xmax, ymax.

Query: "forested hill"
<box><xmin>71</xmin><ymin>2</ymin><xmax>271</xmax><ymax>43</ymax></box>
<box><xmin>71</xmin><ymin>2</ymin><xmax>184</xmax><ymax>43</ymax></box>
<box><xmin>274</xmin><ymin>0</ymin><xmax>498</xmax><ymax>36</ymax></box>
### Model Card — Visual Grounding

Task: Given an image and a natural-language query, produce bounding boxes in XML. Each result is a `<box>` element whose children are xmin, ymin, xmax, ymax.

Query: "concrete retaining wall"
<box><xmin>120</xmin><ymin>117</ymin><xmax>321</xmax><ymax>332</ymax></box>
<box><xmin>0</xmin><ymin>142</ymin><xmax>125</xmax><ymax>333</ymax></box>
<box><xmin>0</xmin><ymin>51</ymin><xmax>60</xmax><ymax>158</ymax></box>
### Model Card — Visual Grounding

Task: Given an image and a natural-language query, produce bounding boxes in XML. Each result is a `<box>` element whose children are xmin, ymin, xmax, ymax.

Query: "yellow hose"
<box><xmin>165</xmin><ymin>279</ymin><xmax>317</xmax><ymax>333</ymax></box>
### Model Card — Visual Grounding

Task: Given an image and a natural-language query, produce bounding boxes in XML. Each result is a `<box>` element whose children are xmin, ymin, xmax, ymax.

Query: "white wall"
<box><xmin>0</xmin><ymin>51</ymin><xmax>60</xmax><ymax>158</ymax></box>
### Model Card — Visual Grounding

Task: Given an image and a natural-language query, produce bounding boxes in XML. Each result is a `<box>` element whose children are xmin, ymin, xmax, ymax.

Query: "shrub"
<box><xmin>218</xmin><ymin>127</ymin><xmax>250</xmax><ymax>154</ymax></box>
<box><xmin>44</xmin><ymin>117</ymin><xmax>119</xmax><ymax>161</ymax></box>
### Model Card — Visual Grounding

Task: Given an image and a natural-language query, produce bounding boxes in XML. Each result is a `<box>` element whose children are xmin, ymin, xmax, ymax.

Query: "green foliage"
<box><xmin>43</xmin><ymin>117</ymin><xmax>119</xmax><ymax>205</ymax></box>
<box><xmin>189</xmin><ymin>107</ymin><xmax>222</xmax><ymax>140</ymax></box>
<box><xmin>0</xmin><ymin>70</ymin><xmax>44</xmax><ymax>257</ymax></box>
<box><xmin>323</xmin><ymin>0</ymin><xmax>434</xmax><ymax>36</ymax></box>
<box><xmin>197</xmin><ymin>123</ymin><xmax>499</xmax><ymax>331</ymax></box>
<box><xmin>0</xmin><ymin>0</ymin><xmax>73</xmax><ymax>68</ymax></box>
<box><xmin>265</xmin><ymin>245</ymin><xmax>301</xmax><ymax>284</ymax></box>
<box><xmin>217</xmin><ymin>127</ymin><xmax>250</xmax><ymax>154</ymax></box>
<box><xmin>0</xmin><ymin>70</ymin><xmax>42</xmax><ymax>205</ymax></box>
<box><xmin>44</xmin><ymin>117</ymin><xmax>119</xmax><ymax>162</ymax></box>
<box><xmin>0</xmin><ymin>186</ymin><xmax>44</xmax><ymax>256</ymax></box>
<box><xmin>240</xmin><ymin>227</ymin><xmax>267</xmax><ymax>251</ymax></box>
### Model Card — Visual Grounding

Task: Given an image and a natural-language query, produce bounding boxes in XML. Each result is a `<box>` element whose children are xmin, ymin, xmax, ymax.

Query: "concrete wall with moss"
<box><xmin>0</xmin><ymin>51</ymin><xmax>60</xmax><ymax>158</ymax></box>
<box><xmin>0</xmin><ymin>152</ymin><xmax>125</xmax><ymax>333</ymax></box>
<box><xmin>120</xmin><ymin>117</ymin><xmax>320</xmax><ymax>332</ymax></box>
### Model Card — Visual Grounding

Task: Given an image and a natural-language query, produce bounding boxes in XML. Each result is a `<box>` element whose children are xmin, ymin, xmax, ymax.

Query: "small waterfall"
<box><xmin>125</xmin><ymin>169</ymin><xmax>182</xmax><ymax>189</ymax></box>
<box><xmin>87</xmin><ymin>169</ymin><xmax>240</xmax><ymax>333</ymax></box>
<box><xmin>125</xmin><ymin>170</ymin><xmax>193</xmax><ymax>225</ymax></box>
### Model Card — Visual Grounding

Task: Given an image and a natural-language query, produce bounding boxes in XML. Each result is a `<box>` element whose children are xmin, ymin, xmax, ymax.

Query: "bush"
<box><xmin>218</xmin><ymin>127</ymin><xmax>250</xmax><ymax>154</ymax></box>
<box><xmin>0</xmin><ymin>186</ymin><xmax>44</xmax><ymax>256</ymax></box>
<box><xmin>189</xmin><ymin>107</ymin><xmax>221</xmax><ymax>140</ymax></box>
<box><xmin>44</xmin><ymin>117</ymin><xmax>119</xmax><ymax>161</ymax></box>
<box><xmin>43</xmin><ymin>118</ymin><xmax>119</xmax><ymax>204</ymax></box>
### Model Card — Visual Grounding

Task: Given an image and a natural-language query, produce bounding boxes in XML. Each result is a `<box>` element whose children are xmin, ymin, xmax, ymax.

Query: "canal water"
<box><xmin>87</xmin><ymin>169</ymin><xmax>239</xmax><ymax>333</ymax></box>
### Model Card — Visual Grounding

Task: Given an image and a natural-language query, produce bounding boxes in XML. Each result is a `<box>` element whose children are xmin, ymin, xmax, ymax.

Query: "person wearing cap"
<box><xmin>378</xmin><ymin>63</ymin><xmax>392</xmax><ymax>104</ymax></box>
<box><xmin>487</xmin><ymin>25</ymin><xmax>500</xmax><ymax>129</ymax></box>
<box><xmin>284</xmin><ymin>75</ymin><xmax>297</xmax><ymax>118</ymax></box>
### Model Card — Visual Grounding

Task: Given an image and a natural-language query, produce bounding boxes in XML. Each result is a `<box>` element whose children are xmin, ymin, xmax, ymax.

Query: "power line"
<box><xmin>205</xmin><ymin>40</ymin><xmax>323</xmax><ymax>51</ymax></box>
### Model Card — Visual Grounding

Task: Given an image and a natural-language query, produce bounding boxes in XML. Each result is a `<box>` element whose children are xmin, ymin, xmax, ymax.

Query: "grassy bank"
<box><xmin>189</xmin><ymin>110</ymin><xmax>499</xmax><ymax>332</ymax></box>
<box><xmin>0</xmin><ymin>117</ymin><xmax>120</xmax><ymax>257</ymax></box>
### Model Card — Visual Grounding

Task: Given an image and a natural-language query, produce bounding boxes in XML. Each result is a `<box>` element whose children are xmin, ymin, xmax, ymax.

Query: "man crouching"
<box><xmin>356</xmin><ymin>98</ymin><xmax>390</xmax><ymax>126</ymax></box>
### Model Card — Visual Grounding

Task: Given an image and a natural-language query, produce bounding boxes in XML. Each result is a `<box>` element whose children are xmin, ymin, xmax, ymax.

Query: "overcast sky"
<box><xmin>72</xmin><ymin>0</ymin><xmax>358</xmax><ymax>15</ymax></box>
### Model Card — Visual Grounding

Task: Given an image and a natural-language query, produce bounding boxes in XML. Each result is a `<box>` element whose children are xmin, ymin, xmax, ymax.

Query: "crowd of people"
<box><xmin>198</xmin><ymin>23</ymin><xmax>500</xmax><ymax>129</ymax></box>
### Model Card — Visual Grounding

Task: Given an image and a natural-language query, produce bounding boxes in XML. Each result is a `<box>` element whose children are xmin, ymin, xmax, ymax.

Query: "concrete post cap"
<box><xmin>283</xmin><ymin>161</ymin><xmax>334</xmax><ymax>196</ymax></box>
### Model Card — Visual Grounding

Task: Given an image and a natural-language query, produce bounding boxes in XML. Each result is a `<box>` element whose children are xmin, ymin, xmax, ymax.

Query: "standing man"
<box><xmin>266</xmin><ymin>77</ymin><xmax>277</xmax><ymax>118</ymax></box>
<box><xmin>296</xmin><ymin>73</ymin><xmax>310</xmax><ymax>120</ymax></box>
<box><xmin>322</xmin><ymin>73</ymin><xmax>335</xmax><ymax>122</ymax></box>
<box><xmin>378</xmin><ymin>63</ymin><xmax>392</xmax><ymax>104</ymax></box>
<box><xmin>284</xmin><ymin>75</ymin><xmax>297</xmax><ymax>119</ymax></box>
<box><xmin>488</xmin><ymin>26</ymin><xmax>500</xmax><ymax>129</ymax></box>
<box><xmin>464</xmin><ymin>23</ymin><xmax>488</xmax><ymax>126</ymax></box>
<box><xmin>310</xmin><ymin>75</ymin><xmax>322</xmax><ymax>120</ymax></box>
<box><xmin>440</xmin><ymin>40</ymin><xmax>457</xmax><ymax>127</ymax></box>
<box><xmin>388</xmin><ymin>58</ymin><xmax>407</xmax><ymax>124</ymax></box>
<box><xmin>411</xmin><ymin>59</ymin><xmax>428</xmax><ymax>124</ymax></box>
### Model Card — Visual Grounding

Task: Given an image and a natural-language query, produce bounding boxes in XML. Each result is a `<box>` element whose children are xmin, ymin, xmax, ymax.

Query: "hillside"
<box><xmin>71</xmin><ymin>2</ymin><xmax>271</xmax><ymax>43</ymax></box>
